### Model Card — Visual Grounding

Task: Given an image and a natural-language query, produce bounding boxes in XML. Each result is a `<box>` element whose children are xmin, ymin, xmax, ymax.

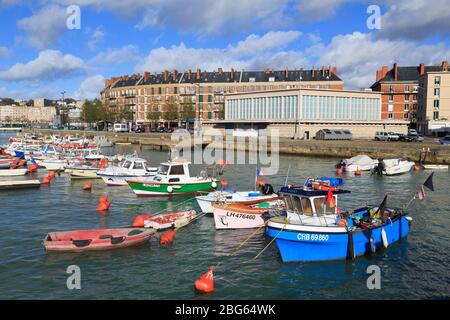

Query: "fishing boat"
<box><xmin>43</xmin><ymin>228</ymin><xmax>156</xmax><ymax>253</ymax></box>
<box><xmin>69</xmin><ymin>165</ymin><xmax>100</xmax><ymax>179</ymax></box>
<box><xmin>0</xmin><ymin>168</ymin><xmax>28</xmax><ymax>176</ymax></box>
<box><xmin>134</xmin><ymin>210</ymin><xmax>198</xmax><ymax>231</ymax></box>
<box><xmin>127</xmin><ymin>158</ymin><xmax>219</xmax><ymax>196</ymax></box>
<box><xmin>196</xmin><ymin>185</ymin><xmax>279</xmax><ymax>214</ymax></box>
<box><xmin>373</xmin><ymin>158</ymin><xmax>415</xmax><ymax>176</ymax></box>
<box><xmin>266</xmin><ymin>177</ymin><xmax>412</xmax><ymax>262</ymax></box>
<box><xmin>422</xmin><ymin>164</ymin><xmax>448</xmax><ymax>170</ymax></box>
<box><xmin>97</xmin><ymin>157</ymin><xmax>158</xmax><ymax>186</ymax></box>
<box><xmin>337</xmin><ymin>155</ymin><xmax>378</xmax><ymax>172</ymax></box>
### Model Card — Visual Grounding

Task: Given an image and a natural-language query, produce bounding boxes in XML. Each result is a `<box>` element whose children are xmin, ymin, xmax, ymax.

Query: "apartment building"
<box><xmin>0</xmin><ymin>105</ymin><xmax>56</xmax><ymax>124</ymax></box>
<box><xmin>370</xmin><ymin>62</ymin><xmax>449</xmax><ymax>124</ymax></box>
<box><xmin>417</xmin><ymin>61</ymin><xmax>450</xmax><ymax>136</ymax></box>
<box><xmin>101</xmin><ymin>67</ymin><xmax>344</xmax><ymax>125</ymax></box>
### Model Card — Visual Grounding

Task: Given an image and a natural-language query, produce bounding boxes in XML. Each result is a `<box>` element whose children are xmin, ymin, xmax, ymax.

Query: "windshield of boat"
<box><xmin>158</xmin><ymin>164</ymin><xmax>170</xmax><ymax>175</ymax></box>
<box><xmin>133</xmin><ymin>162</ymin><xmax>144</xmax><ymax>170</ymax></box>
<box><xmin>314</xmin><ymin>197</ymin><xmax>335</xmax><ymax>216</ymax></box>
<box><xmin>122</xmin><ymin>160</ymin><xmax>132</xmax><ymax>169</ymax></box>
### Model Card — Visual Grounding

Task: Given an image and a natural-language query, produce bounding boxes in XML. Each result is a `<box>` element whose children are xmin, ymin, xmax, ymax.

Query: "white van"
<box><xmin>114</xmin><ymin>123</ymin><xmax>128</xmax><ymax>133</ymax></box>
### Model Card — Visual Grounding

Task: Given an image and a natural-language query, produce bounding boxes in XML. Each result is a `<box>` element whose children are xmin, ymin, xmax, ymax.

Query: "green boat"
<box><xmin>127</xmin><ymin>158</ymin><xmax>219</xmax><ymax>196</ymax></box>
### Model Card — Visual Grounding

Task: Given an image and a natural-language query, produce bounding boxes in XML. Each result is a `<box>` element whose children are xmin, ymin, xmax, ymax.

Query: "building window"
<box><xmin>389</xmin><ymin>85</ymin><xmax>394</xmax><ymax>93</ymax></box>
<box><xmin>388</xmin><ymin>112</ymin><xmax>393</xmax><ymax>119</ymax></box>
<box><xmin>433</xmin><ymin>111</ymin><xmax>439</xmax><ymax>120</ymax></box>
<box><xmin>388</xmin><ymin>94</ymin><xmax>394</xmax><ymax>102</ymax></box>
<box><xmin>434</xmin><ymin>88</ymin><xmax>440</xmax><ymax>97</ymax></box>
<box><xmin>404</xmin><ymin>113</ymin><xmax>409</xmax><ymax>119</ymax></box>
<box><xmin>434</xmin><ymin>100</ymin><xmax>440</xmax><ymax>109</ymax></box>
<box><xmin>404</xmin><ymin>103</ymin><xmax>409</xmax><ymax>111</ymax></box>
<box><xmin>405</xmin><ymin>94</ymin><xmax>409</xmax><ymax>101</ymax></box>
<box><xmin>413</xmin><ymin>94</ymin><xmax>418</xmax><ymax>101</ymax></box>
<box><xmin>435</xmin><ymin>76</ymin><xmax>441</xmax><ymax>85</ymax></box>
<box><xmin>174</xmin><ymin>87</ymin><xmax>177</xmax><ymax>94</ymax></box>
<box><xmin>405</xmin><ymin>85</ymin><xmax>410</xmax><ymax>92</ymax></box>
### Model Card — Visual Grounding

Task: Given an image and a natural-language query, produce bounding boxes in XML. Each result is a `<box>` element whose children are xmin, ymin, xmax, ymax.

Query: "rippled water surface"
<box><xmin>0</xmin><ymin>133</ymin><xmax>449</xmax><ymax>299</ymax></box>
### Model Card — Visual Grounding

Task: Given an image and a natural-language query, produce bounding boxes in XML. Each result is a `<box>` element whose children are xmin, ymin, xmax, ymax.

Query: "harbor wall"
<box><xmin>20</xmin><ymin>128</ymin><xmax>450</xmax><ymax>164</ymax></box>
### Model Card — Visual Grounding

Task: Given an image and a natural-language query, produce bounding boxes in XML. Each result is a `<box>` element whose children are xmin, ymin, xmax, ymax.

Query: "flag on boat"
<box><xmin>423</xmin><ymin>172</ymin><xmax>434</xmax><ymax>191</ymax></box>
<box><xmin>326</xmin><ymin>189</ymin><xmax>336</xmax><ymax>208</ymax></box>
<box><xmin>418</xmin><ymin>185</ymin><xmax>426</xmax><ymax>200</ymax></box>
<box><xmin>256</xmin><ymin>168</ymin><xmax>266</xmax><ymax>176</ymax></box>
<box><xmin>376</xmin><ymin>195</ymin><xmax>388</xmax><ymax>219</ymax></box>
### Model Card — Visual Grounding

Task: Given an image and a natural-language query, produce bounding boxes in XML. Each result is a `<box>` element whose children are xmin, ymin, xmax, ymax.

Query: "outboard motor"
<box><xmin>374</xmin><ymin>160</ymin><xmax>385</xmax><ymax>175</ymax></box>
<box><xmin>261</xmin><ymin>184</ymin><xmax>274</xmax><ymax>195</ymax></box>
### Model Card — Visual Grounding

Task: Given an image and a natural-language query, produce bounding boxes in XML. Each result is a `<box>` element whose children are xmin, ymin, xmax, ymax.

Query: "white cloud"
<box><xmin>87</xmin><ymin>26</ymin><xmax>105</xmax><ymax>51</ymax></box>
<box><xmin>90</xmin><ymin>45</ymin><xmax>140</xmax><ymax>65</ymax></box>
<box><xmin>134</xmin><ymin>31</ymin><xmax>308</xmax><ymax>73</ymax></box>
<box><xmin>0</xmin><ymin>49</ymin><xmax>85</xmax><ymax>82</ymax></box>
<box><xmin>296</xmin><ymin>0</ymin><xmax>353</xmax><ymax>23</ymax></box>
<box><xmin>73</xmin><ymin>74</ymin><xmax>105</xmax><ymax>99</ymax></box>
<box><xmin>316</xmin><ymin>32</ymin><xmax>450</xmax><ymax>88</ymax></box>
<box><xmin>0</xmin><ymin>46</ymin><xmax>9</xmax><ymax>57</ymax></box>
<box><xmin>16</xmin><ymin>5</ymin><xmax>67</xmax><ymax>49</ymax></box>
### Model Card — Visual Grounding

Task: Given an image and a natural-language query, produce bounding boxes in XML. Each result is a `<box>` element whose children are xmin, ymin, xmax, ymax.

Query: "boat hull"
<box><xmin>267</xmin><ymin>216</ymin><xmax>409</xmax><ymax>262</ymax></box>
<box><xmin>69</xmin><ymin>169</ymin><xmax>100</xmax><ymax>179</ymax></box>
<box><xmin>196</xmin><ymin>192</ymin><xmax>279</xmax><ymax>214</ymax></box>
<box><xmin>213</xmin><ymin>207</ymin><xmax>266</xmax><ymax>229</ymax></box>
<box><xmin>127</xmin><ymin>180</ymin><xmax>216</xmax><ymax>196</ymax></box>
<box><xmin>0</xmin><ymin>168</ymin><xmax>28</xmax><ymax>176</ymax></box>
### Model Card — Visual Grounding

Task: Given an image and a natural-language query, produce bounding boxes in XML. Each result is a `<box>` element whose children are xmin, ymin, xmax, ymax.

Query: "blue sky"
<box><xmin>0</xmin><ymin>0</ymin><xmax>449</xmax><ymax>100</ymax></box>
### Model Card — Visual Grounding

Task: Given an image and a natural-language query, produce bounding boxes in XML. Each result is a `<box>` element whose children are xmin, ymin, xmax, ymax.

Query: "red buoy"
<box><xmin>41</xmin><ymin>177</ymin><xmax>51</xmax><ymax>184</ymax></box>
<box><xmin>98</xmin><ymin>193</ymin><xmax>109</xmax><ymax>203</ymax></box>
<box><xmin>28</xmin><ymin>164</ymin><xmax>38</xmax><ymax>173</ymax></box>
<box><xmin>83</xmin><ymin>181</ymin><xmax>92</xmax><ymax>191</ymax></box>
<box><xmin>96</xmin><ymin>200</ymin><xmax>112</xmax><ymax>212</ymax></box>
<box><xmin>336</xmin><ymin>168</ymin><xmax>343</xmax><ymax>175</ymax></box>
<box><xmin>48</xmin><ymin>171</ymin><xmax>56</xmax><ymax>178</ymax></box>
<box><xmin>195</xmin><ymin>266</ymin><xmax>215</xmax><ymax>294</ymax></box>
<box><xmin>160</xmin><ymin>230</ymin><xmax>175</xmax><ymax>245</ymax></box>
<box><xmin>132</xmin><ymin>215</ymin><xmax>150</xmax><ymax>227</ymax></box>
<box><xmin>354</xmin><ymin>170</ymin><xmax>362</xmax><ymax>176</ymax></box>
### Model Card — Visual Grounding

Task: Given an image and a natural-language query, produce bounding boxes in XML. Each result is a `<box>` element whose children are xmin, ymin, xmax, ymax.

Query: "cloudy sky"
<box><xmin>0</xmin><ymin>0</ymin><xmax>449</xmax><ymax>100</ymax></box>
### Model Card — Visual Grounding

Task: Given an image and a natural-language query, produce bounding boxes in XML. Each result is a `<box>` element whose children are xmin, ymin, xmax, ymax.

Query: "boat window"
<box><xmin>314</xmin><ymin>197</ymin><xmax>334</xmax><ymax>216</ymax></box>
<box><xmin>301</xmin><ymin>198</ymin><xmax>314</xmax><ymax>216</ymax></box>
<box><xmin>133</xmin><ymin>162</ymin><xmax>144</xmax><ymax>170</ymax></box>
<box><xmin>158</xmin><ymin>165</ymin><xmax>170</xmax><ymax>175</ymax></box>
<box><xmin>169</xmin><ymin>178</ymin><xmax>180</xmax><ymax>182</ymax></box>
<box><xmin>169</xmin><ymin>165</ymin><xmax>185</xmax><ymax>175</ymax></box>
<box><xmin>284</xmin><ymin>196</ymin><xmax>294</xmax><ymax>211</ymax></box>
<box><xmin>122</xmin><ymin>161</ymin><xmax>131</xmax><ymax>169</ymax></box>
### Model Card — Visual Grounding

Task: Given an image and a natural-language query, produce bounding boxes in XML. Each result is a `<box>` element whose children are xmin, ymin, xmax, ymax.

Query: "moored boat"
<box><xmin>43</xmin><ymin>228</ymin><xmax>156</xmax><ymax>253</ymax></box>
<box><xmin>127</xmin><ymin>158</ymin><xmax>219</xmax><ymax>196</ymax></box>
<box><xmin>266</xmin><ymin>178</ymin><xmax>411</xmax><ymax>262</ymax></box>
<box><xmin>0</xmin><ymin>168</ymin><xmax>28</xmax><ymax>176</ymax></box>
<box><xmin>69</xmin><ymin>165</ymin><xmax>100</xmax><ymax>179</ymax></box>
<box><xmin>337</xmin><ymin>155</ymin><xmax>378</xmax><ymax>172</ymax></box>
<box><xmin>373</xmin><ymin>158</ymin><xmax>415</xmax><ymax>175</ymax></box>
<box><xmin>97</xmin><ymin>157</ymin><xmax>158</xmax><ymax>186</ymax></box>
<box><xmin>134</xmin><ymin>210</ymin><xmax>198</xmax><ymax>230</ymax></box>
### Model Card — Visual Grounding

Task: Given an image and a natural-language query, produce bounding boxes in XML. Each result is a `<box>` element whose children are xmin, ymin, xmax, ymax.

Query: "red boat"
<box><xmin>133</xmin><ymin>210</ymin><xmax>198</xmax><ymax>230</ymax></box>
<box><xmin>43</xmin><ymin>228</ymin><xmax>156</xmax><ymax>253</ymax></box>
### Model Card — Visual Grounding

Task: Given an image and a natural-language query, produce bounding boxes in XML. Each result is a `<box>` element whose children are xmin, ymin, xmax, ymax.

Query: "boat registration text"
<box><xmin>297</xmin><ymin>233</ymin><xmax>329</xmax><ymax>241</ymax></box>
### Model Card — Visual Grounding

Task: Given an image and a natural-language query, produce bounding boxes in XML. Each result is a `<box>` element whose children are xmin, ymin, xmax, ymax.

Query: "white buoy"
<box><xmin>406</xmin><ymin>216</ymin><xmax>413</xmax><ymax>222</ymax></box>
<box><xmin>370</xmin><ymin>236</ymin><xmax>376</xmax><ymax>253</ymax></box>
<box><xmin>381</xmin><ymin>228</ymin><xmax>388</xmax><ymax>248</ymax></box>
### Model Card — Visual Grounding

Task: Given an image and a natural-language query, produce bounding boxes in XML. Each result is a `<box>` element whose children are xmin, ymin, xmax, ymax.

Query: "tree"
<box><xmin>81</xmin><ymin>99</ymin><xmax>105</xmax><ymax>126</ymax></box>
<box><xmin>147</xmin><ymin>108</ymin><xmax>161</xmax><ymax>128</ymax></box>
<box><xmin>164</xmin><ymin>103</ymin><xmax>178</xmax><ymax>128</ymax></box>
<box><xmin>180</xmin><ymin>104</ymin><xmax>196</xmax><ymax>128</ymax></box>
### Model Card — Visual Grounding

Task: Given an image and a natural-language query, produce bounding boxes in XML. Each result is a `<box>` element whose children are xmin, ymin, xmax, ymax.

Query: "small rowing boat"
<box><xmin>0</xmin><ymin>179</ymin><xmax>40</xmax><ymax>190</ymax></box>
<box><xmin>133</xmin><ymin>210</ymin><xmax>198</xmax><ymax>231</ymax></box>
<box><xmin>422</xmin><ymin>164</ymin><xmax>448</xmax><ymax>170</ymax></box>
<box><xmin>43</xmin><ymin>228</ymin><xmax>156</xmax><ymax>253</ymax></box>
<box><xmin>0</xmin><ymin>168</ymin><xmax>28</xmax><ymax>176</ymax></box>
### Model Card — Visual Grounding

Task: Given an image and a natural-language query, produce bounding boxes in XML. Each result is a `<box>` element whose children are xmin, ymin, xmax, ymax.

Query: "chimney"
<box><xmin>442</xmin><ymin>60</ymin><xmax>449</xmax><ymax>71</ymax></box>
<box><xmin>144</xmin><ymin>72</ymin><xmax>150</xmax><ymax>82</ymax></box>
<box><xmin>231</xmin><ymin>68</ymin><xmax>235</xmax><ymax>80</ymax></box>
<box><xmin>173</xmin><ymin>70</ymin><xmax>178</xmax><ymax>79</ymax></box>
<box><xmin>332</xmin><ymin>67</ymin><xmax>337</xmax><ymax>76</ymax></box>
<box><xmin>105</xmin><ymin>79</ymin><xmax>111</xmax><ymax>87</ymax></box>
<box><xmin>196</xmin><ymin>68</ymin><xmax>201</xmax><ymax>80</ymax></box>
<box><xmin>311</xmin><ymin>66</ymin><xmax>315</xmax><ymax>78</ymax></box>
<box><xmin>393</xmin><ymin>63</ymin><xmax>398</xmax><ymax>81</ymax></box>
<box><xmin>321</xmin><ymin>66</ymin><xmax>325</xmax><ymax>77</ymax></box>
<box><xmin>285</xmin><ymin>66</ymin><xmax>289</xmax><ymax>79</ymax></box>
<box><xmin>419</xmin><ymin>63</ymin><xmax>425</xmax><ymax>76</ymax></box>
<box><xmin>163</xmin><ymin>70</ymin><xmax>168</xmax><ymax>81</ymax></box>
<box><xmin>188</xmin><ymin>69</ymin><xmax>192</xmax><ymax>80</ymax></box>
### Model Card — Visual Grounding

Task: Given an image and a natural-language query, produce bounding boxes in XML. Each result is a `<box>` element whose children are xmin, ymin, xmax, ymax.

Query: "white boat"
<box><xmin>196</xmin><ymin>190</ymin><xmax>279</xmax><ymax>214</ymax></box>
<box><xmin>97</xmin><ymin>157</ymin><xmax>158</xmax><ymax>186</ymax></box>
<box><xmin>93</xmin><ymin>136</ymin><xmax>113</xmax><ymax>148</ymax></box>
<box><xmin>341</xmin><ymin>155</ymin><xmax>379</xmax><ymax>172</ymax></box>
<box><xmin>0</xmin><ymin>168</ymin><xmax>28</xmax><ymax>176</ymax></box>
<box><xmin>423</xmin><ymin>164</ymin><xmax>449</xmax><ymax>170</ymax></box>
<box><xmin>41</xmin><ymin>159</ymin><xmax>67</xmax><ymax>171</ymax></box>
<box><xmin>379</xmin><ymin>158</ymin><xmax>415</xmax><ymax>176</ymax></box>
<box><xmin>69</xmin><ymin>166</ymin><xmax>100</xmax><ymax>179</ymax></box>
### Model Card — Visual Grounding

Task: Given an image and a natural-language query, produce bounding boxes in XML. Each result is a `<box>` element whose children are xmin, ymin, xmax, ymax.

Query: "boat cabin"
<box><xmin>279</xmin><ymin>186</ymin><xmax>351</xmax><ymax>225</ymax></box>
<box><xmin>155</xmin><ymin>158</ymin><xmax>193</xmax><ymax>182</ymax></box>
<box><xmin>121</xmin><ymin>157</ymin><xmax>148</xmax><ymax>173</ymax></box>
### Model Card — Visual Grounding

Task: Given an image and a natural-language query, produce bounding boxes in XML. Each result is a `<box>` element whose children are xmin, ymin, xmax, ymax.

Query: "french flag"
<box><xmin>418</xmin><ymin>185</ymin><xmax>426</xmax><ymax>201</ymax></box>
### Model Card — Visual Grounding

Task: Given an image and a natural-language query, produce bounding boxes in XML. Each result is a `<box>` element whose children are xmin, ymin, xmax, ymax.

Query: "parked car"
<box><xmin>409</xmin><ymin>129</ymin><xmax>418</xmax><ymax>135</ymax></box>
<box><xmin>375</xmin><ymin>131</ymin><xmax>400</xmax><ymax>141</ymax></box>
<box><xmin>439</xmin><ymin>135</ymin><xmax>450</xmax><ymax>145</ymax></box>
<box><xmin>134</xmin><ymin>127</ymin><xmax>144</xmax><ymax>133</ymax></box>
<box><xmin>399</xmin><ymin>133</ymin><xmax>424</xmax><ymax>142</ymax></box>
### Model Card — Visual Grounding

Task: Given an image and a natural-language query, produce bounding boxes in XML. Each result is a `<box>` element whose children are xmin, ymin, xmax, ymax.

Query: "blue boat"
<box><xmin>266</xmin><ymin>178</ymin><xmax>411</xmax><ymax>262</ymax></box>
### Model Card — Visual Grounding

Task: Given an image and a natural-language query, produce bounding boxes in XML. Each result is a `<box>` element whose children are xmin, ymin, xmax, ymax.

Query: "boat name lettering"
<box><xmin>296</xmin><ymin>233</ymin><xmax>329</xmax><ymax>241</ymax></box>
<box><xmin>143</xmin><ymin>184</ymin><xmax>159</xmax><ymax>188</ymax></box>
<box><xmin>226</xmin><ymin>212</ymin><xmax>256</xmax><ymax>220</ymax></box>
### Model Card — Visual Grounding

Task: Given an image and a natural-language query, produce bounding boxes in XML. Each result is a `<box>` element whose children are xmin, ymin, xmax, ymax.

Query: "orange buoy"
<box><xmin>83</xmin><ymin>181</ymin><xmax>92</xmax><ymax>191</ymax></box>
<box><xmin>414</xmin><ymin>164</ymin><xmax>421</xmax><ymax>171</ymax></box>
<box><xmin>160</xmin><ymin>230</ymin><xmax>176</xmax><ymax>245</ymax></box>
<box><xmin>96</xmin><ymin>200</ymin><xmax>112</xmax><ymax>212</ymax></box>
<box><xmin>338</xmin><ymin>219</ymin><xmax>348</xmax><ymax>227</ymax></box>
<box><xmin>28</xmin><ymin>164</ymin><xmax>38</xmax><ymax>173</ymax></box>
<box><xmin>194</xmin><ymin>266</ymin><xmax>215</xmax><ymax>294</ymax></box>
<box><xmin>41</xmin><ymin>177</ymin><xmax>51</xmax><ymax>184</ymax></box>
<box><xmin>48</xmin><ymin>171</ymin><xmax>56</xmax><ymax>178</ymax></box>
<box><xmin>336</xmin><ymin>168</ymin><xmax>343</xmax><ymax>175</ymax></box>
<box><xmin>98</xmin><ymin>193</ymin><xmax>109</xmax><ymax>203</ymax></box>
<box><xmin>354</xmin><ymin>170</ymin><xmax>362</xmax><ymax>176</ymax></box>
<box><xmin>132</xmin><ymin>215</ymin><xmax>150</xmax><ymax>227</ymax></box>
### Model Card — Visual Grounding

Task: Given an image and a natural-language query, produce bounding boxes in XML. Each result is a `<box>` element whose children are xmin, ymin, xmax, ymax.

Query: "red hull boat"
<box><xmin>43</xmin><ymin>228</ymin><xmax>156</xmax><ymax>253</ymax></box>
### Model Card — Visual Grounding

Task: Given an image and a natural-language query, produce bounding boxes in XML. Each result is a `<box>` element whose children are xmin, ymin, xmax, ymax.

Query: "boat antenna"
<box><xmin>284</xmin><ymin>164</ymin><xmax>291</xmax><ymax>186</ymax></box>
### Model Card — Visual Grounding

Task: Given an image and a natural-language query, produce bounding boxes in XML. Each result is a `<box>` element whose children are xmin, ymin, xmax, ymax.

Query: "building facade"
<box><xmin>371</xmin><ymin>61</ymin><xmax>448</xmax><ymax>126</ymax></box>
<box><xmin>417</xmin><ymin>62</ymin><xmax>450</xmax><ymax>136</ymax></box>
<box><xmin>0</xmin><ymin>105</ymin><xmax>56</xmax><ymax>124</ymax></box>
<box><xmin>202</xmin><ymin>88</ymin><xmax>408</xmax><ymax>139</ymax></box>
<box><xmin>101</xmin><ymin>67</ymin><xmax>343</xmax><ymax>125</ymax></box>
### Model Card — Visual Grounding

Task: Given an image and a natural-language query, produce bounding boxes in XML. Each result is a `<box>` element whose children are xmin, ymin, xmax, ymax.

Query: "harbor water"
<box><xmin>0</xmin><ymin>133</ymin><xmax>449</xmax><ymax>299</ymax></box>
